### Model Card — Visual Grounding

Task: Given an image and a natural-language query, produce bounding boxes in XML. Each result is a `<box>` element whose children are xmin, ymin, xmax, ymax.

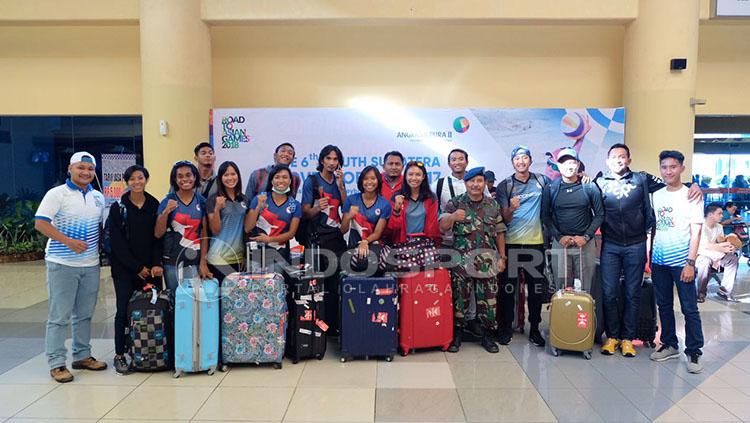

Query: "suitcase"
<box><xmin>548</xmin><ymin>247</ymin><xmax>596</xmax><ymax>360</ymax></box>
<box><xmin>340</xmin><ymin>276</ymin><xmax>398</xmax><ymax>362</ymax></box>
<box><xmin>220</xmin><ymin>242</ymin><xmax>288</xmax><ymax>369</ymax></box>
<box><xmin>398</xmin><ymin>268</ymin><xmax>453</xmax><ymax>356</ymax></box>
<box><xmin>126</xmin><ymin>283</ymin><xmax>172</xmax><ymax>372</ymax></box>
<box><xmin>498</xmin><ymin>272</ymin><xmax>527</xmax><ymax>334</ymax></box>
<box><xmin>593</xmin><ymin>266</ymin><xmax>657</xmax><ymax>347</ymax></box>
<box><xmin>285</xmin><ymin>243</ymin><xmax>328</xmax><ymax>364</ymax></box>
<box><xmin>173</xmin><ymin>277</ymin><xmax>220</xmax><ymax>377</ymax></box>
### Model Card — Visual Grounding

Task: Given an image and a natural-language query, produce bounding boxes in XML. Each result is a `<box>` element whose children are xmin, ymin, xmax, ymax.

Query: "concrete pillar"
<box><xmin>623</xmin><ymin>0</ymin><xmax>700</xmax><ymax>176</ymax></box>
<box><xmin>140</xmin><ymin>0</ymin><xmax>212</xmax><ymax>197</ymax></box>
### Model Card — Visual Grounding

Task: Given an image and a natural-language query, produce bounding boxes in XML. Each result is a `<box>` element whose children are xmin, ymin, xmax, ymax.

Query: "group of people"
<box><xmin>36</xmin><ymin>138</ymin><xmax>735</xmax><ymax>382</ymax></box>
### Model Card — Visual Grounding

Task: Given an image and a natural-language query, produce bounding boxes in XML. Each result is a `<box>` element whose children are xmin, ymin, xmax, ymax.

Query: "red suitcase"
<box><xmin>398</xmin><ymin>268</ymin><xmax>453</xmax><ymax>356</ymax></box>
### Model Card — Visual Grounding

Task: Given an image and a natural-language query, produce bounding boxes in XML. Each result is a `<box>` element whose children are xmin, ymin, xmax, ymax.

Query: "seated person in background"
<box><xmin>721</xmin><ymin>202</ymin><xmax>743</xmax><ymax>236</ymax></box>
<box><xmin>696</xmin><ymin>203</ymin><xmax>739</xmax><ymax>303</ymax></box>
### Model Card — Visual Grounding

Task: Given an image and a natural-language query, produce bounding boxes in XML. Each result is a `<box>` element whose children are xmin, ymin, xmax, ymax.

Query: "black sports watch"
<box><xmin>686</xmin><ymin>259</ymin><xmax>696</xmax><ymax>267</ymax></box>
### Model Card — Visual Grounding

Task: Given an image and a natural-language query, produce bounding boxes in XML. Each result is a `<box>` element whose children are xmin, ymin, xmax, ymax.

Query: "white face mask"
<box><xmin>272</xmin><ymin>186</ymin><xmax>291</xmax><ymax>195</ymax></box>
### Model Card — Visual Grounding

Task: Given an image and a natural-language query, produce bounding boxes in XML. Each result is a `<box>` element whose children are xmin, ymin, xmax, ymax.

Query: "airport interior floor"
<box><xmin>1</xmin><ymin>259</ymin><xmax>750</xmax><ymax>423</ymax></box>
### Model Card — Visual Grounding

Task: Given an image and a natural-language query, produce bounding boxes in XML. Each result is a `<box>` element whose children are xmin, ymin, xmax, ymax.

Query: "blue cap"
<box><xmin>556</xmin><ymin>147</ymin><xmax>579</xmax><ymax>163</ymax></box>
<box><xmin>464</xmin><ymin>166</ymin><xmax>485</xmax><ymax>182</ymax></box>
<box><xmin>511</xmin><ymin>145</ymin><xmax>532</xmax><ymax>159</ymax></box>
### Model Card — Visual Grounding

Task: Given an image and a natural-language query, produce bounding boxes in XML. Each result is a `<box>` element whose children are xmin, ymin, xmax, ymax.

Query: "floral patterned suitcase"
<box><xmin>220</xmin><ymin>271</ymin><xmax>288</xmax><ymax>369</ymax></box>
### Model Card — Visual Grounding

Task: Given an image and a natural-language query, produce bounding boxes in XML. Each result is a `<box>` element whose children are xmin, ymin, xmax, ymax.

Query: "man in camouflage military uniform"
<box><xmin>440</xmin><ymin>167</ymin><xmax>507</xmax><ymax>353</ymax></box>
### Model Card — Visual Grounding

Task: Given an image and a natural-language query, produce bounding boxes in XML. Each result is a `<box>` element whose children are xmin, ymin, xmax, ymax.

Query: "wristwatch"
<box><xmin>686</xmin><ymin>259</ymin><xmax>696</xmax><ymax>267</ymax></box>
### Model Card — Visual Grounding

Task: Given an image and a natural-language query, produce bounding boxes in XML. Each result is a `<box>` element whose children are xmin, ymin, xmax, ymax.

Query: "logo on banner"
<box><xmin>453</xmin><ymin>116</ymin><xmax>470</xmax><ymax>133</ymax></box>
<box><xmin>220</xmin><ymin>115</ymin><xmax>250</xmax><ymax>149</ymax></box>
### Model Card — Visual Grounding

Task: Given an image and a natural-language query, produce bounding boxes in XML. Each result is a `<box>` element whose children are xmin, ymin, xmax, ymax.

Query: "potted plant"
<box><xmin>0</xmin><ymin>193</ymin><xmax>46</xmax><ymax>263</ymax></box>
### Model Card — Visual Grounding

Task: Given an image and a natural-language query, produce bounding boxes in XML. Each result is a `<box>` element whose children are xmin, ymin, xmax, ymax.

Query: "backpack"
<box><xmin>436</xmin><ymin>176</ymin><xmax>456</xmax><ymax>213</ymax></box>
<box><xmin>295</xmin><ymin>174</ymin><xmax>319</xmax><ymax>246</ymax></box>
<box><xmin>102</xmin><ymin>201</ymin><xmax>128</xmax><ymax>256</ymax></box>
<box><xmin>502</xmin><ymin>173</ymin><xmax>547</xmax><ymax>206</ymax></box>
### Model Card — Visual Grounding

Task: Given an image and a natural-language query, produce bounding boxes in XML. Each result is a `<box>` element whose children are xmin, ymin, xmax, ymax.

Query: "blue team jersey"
<box><xmin>250</xmin><ymin>192</ymin><xmax>302</xmax><ymax>250</ymax></box>
<box><xmin>342</xmin><ymin>193</ymin><xmax>391</xmax><ymax>246</ymax></box>
<box><xmin>157</xmin><ymin>193</ymin><xmax>206</xmax><ymax>265</ymax></box>
<box><xmin>301</xmin><ymin>173</ymin><xmax>343</xmax><ymax>232</ymax></box>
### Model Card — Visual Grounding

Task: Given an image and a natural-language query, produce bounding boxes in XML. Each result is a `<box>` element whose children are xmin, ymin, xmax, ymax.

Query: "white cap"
<box><xmin>70</xmin><ymin>151</ymin><xmax>96</xmax><ymax>167</ymax></box>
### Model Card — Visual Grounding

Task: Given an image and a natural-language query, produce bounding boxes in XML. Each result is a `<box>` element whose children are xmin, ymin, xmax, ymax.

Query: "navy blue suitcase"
<box><xmin>339</xmin><ymin>276</ymin><xmax>398</xmax><ymax>362</ymax></box>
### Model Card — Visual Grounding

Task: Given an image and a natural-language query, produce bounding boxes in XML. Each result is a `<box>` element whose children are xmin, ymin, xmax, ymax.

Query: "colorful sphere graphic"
<box><xmin>453</xmin><ymin>116</ymin><xmax>470</xmax><ymax>133</ymax></box>
<box><xmin>560</xmin><ymin>112</ymin><xmax>585</xmax><ymax>138</ymax></box>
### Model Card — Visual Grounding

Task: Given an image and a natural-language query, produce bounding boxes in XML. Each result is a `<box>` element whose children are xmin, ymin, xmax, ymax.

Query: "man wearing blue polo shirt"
<box><xmin>35</xmin><ymin>152</ymin><xmax>108</xmax><ymax>383</ymax></box>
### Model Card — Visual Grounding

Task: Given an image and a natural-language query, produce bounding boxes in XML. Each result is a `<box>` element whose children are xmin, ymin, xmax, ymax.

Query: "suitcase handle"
<box><xmin>562</xmin><ymin>246</ymin><xmax>585</xmax><ymax>290</ymax></box>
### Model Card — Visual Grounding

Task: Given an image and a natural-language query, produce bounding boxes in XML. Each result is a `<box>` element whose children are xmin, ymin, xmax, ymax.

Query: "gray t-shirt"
<box><xmin>405</xmin><ymin>200</ymin><xmax>426</xmax><ymax>235</ymax></box>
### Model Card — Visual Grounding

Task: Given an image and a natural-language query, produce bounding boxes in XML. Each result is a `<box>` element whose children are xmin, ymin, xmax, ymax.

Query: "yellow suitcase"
<box><xmin>548</xmin><ymin>247</ymin><xmax>596</xmax><ymax>359</ymax></box>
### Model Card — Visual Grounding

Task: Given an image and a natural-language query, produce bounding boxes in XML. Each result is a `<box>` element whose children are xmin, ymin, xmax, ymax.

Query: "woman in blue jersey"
<box><xmin>245</xmin><ymin>165</ymin><xmax>302</xmax><ymax>264</ymax></box>
<box><xmin>155</xmin><ymin>161</ymin><xmax>211</xmax><ymax>290</ymax></box>
<box><xmin>341</xmin><ymin>165</ymin><xmax>391</xmax><ymax>272</ymax></box>
<box><xmin>206</xmin><ymin>161</ymin><xmax>249</xmax><ymax>283</ymax></box>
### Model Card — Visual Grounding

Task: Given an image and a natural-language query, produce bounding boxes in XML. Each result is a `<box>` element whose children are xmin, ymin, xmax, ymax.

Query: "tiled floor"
<box><xmin>1</xmin><ymin>259</ymin><xmax>750</xmax><ymax>422</ymax></box>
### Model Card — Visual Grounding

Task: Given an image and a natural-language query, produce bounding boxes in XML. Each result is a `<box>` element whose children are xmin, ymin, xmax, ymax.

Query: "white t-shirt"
<box><xmin>698</xmin><ymin>221</ymin><xmax>724</xmax><ymax>259</ymax></box>
<box><xmin>651</xmin><ymin>186</ymin><xmax>703</xmax><ymax>267</ymax></box>
<box><xmin>35</xmin><ymin>180</ymin><xmax>105</xmax><ymax>267</ymax></box>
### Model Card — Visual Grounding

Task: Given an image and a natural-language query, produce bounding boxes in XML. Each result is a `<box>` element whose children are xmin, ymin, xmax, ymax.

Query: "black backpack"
<box><xmin>295</xmin><ymin>174</ymin><xmax>319</xmax><ymax>246</ymax></box>
<box><xmin>102</xmin><ymin>202</ymin><xmax>128</xmax><ymax>257</ymax></box>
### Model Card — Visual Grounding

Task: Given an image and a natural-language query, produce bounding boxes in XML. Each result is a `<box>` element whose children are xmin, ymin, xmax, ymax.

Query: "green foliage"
<box><xmin>0</xmin><ymin>194</ymin><xmax>46</xmax><ymax>256</ymax></box>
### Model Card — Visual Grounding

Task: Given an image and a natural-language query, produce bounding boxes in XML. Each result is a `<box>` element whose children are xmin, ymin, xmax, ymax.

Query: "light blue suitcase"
<box><xmin>174</xmin><ymin>277</ymin><xmax>220</xmax><ymax>377</ymax></box>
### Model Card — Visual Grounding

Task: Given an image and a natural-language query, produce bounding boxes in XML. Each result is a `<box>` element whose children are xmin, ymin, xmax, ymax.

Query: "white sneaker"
<box><xmin>650</xmin><ymin>345</ymin><xmax>680</xmax><ymax>362</ymax></box>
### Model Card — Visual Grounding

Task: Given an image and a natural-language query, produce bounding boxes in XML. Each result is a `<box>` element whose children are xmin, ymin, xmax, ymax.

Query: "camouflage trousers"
<box><xmin>450</xmin><ymin>266</ymin><xmax>499</xmax><ymax>331</ymax></box>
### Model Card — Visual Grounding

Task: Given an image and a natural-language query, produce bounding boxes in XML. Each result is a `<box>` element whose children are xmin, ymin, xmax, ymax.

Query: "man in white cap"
<box><xmin>35</xmin><ymin>152</ymin><xmax>108</xmax><ymax>383</ymax></box>
<box><xmin>542</xmin><ymin>147</ymin><xmax>604</xmax><ymax>293</ymax></box>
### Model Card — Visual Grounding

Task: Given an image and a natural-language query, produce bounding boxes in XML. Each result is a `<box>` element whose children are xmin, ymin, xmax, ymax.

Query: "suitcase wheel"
<box><xmin>292</xmin><ymin>358</ymin><xmax>299</xmax><ymax>364</ymax></box>
<box><xmin>583</xmin><ymin>350</ymin><xmax>592</xmax><ymax>360</ymax></box>
<box><xmin>316</xmin><ymin>355</ymin><xmax>324</xmax><ymax>360</ymax></box>
<box><xmin>385</xmin><ymin>356</ymin><xmax>393</xmax><ymax>362</ymax></box>
<box><xmin>220</xmin><ymin>364</ymin><xmax>229</xmax><ymax>372</ymax></box>
<box><xmin>340</xmin><ymin>357</ymin><xmax>347</xmax><ymax>363</ymax></box>
<box><xmin>273</xmin><ymin>362</ymin><xmax>282</xmax><ymax>370</ymax></box>
<box><xmin>173</xmin><ymin>370</ymin><xmax>183</xmax><ymax>378</ymax></box>
<box><xmin>207</xmin><ymin>367</ymin><xmax>216</xmax><ymax>376</ymax></box>
<box><xmin>550</xmin><ymin>347</ymin><xmax>560</xmax><ymax>357</ymax></box>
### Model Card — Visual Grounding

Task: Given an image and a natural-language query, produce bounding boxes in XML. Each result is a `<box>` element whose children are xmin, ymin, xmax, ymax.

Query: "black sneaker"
<box><xmin>497</xmin><ymin>330</ymin><xmax>513</xmax><ymax>346</ymax></box>
<box><xmin>113</xmin><ymin>355</ymin><xmax>130</xmax><ymax>375</ymax></box>
<box><xmin>529</xmin><ymin>329</ymin><xmax>546</xmax><ymax>347</ymax></box>
<box><xmin>481</xmin><ymin>334</ymin><xmax>499</xmax><ymax>354</ymax></box>
<box><xmin>687</xmin><ymin>354</ymin><xmax>704</xmax><ymax>374</ymax></box>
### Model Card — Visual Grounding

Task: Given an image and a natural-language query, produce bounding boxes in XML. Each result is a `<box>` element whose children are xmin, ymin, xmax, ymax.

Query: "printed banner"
<box><xmin>101</xmin><ymin>153</ymin><xmax>136</xmax><ymax>206</ymax></box>
<box><xmin>211</xmin><ymin>107</ymin><xmax>625</xmax><ymax>198</ymax></box>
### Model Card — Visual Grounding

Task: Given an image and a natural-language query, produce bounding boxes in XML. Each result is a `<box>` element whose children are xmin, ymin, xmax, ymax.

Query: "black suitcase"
<box><xmin>126</xmin><ymin>283</ymin><xmax>173</xmax><ymax>372</ymax></box>
<box><xmin>285</xmin><ymin>244</ymin><xmax>328</xmax><ymax>363</ymax></box>
<box><xmin>593</xmin><ymin>265</ymin><xmax>657</xmax><ymax>347</ymax></box>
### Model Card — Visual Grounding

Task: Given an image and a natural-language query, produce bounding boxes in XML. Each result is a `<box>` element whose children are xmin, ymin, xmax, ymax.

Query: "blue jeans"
<box><xmin>600</xmin><ymin>241</ymin><xmax>647</xmax><ymax>340</ymax></box>
<box><xmin>651</xmin><ymin>264</ymin><xmax>704</xmax><ymax>356</ymax></box>
<box><xmin>45</xmin><ymin>261</ymin><xmax>101</xmax><ymax>369</ymax></box>
<box><xmin>164</xmin><ymin>264</ymin><xmax>198</xmax><ymax>291</ymax></box>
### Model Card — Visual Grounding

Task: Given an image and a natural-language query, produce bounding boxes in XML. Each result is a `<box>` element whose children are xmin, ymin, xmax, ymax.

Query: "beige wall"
<box><xmin>0</xmin><ymin>21</ymin><xmax>748</xmax><ymax>119</ymax></box>
<box><xmin>0</xmin><ymin>26</ymin><xmax>141</xmax><ymax>115</ymax></box>
<box><xmin>696</xmin><ymin>23</ymin><xmax>750</xmax><ymax>115</ymax></box>
<box><xmin>211</xmin><ymin>24</ymin><xmax>624</xmax><ymax>109</ymax></box>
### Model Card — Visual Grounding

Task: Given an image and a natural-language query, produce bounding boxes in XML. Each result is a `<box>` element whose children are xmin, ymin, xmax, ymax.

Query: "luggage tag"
<box><xmin>315</xmin><ymin>319</ymin><xmax>329</xmax><ymax>332</ymax></box>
